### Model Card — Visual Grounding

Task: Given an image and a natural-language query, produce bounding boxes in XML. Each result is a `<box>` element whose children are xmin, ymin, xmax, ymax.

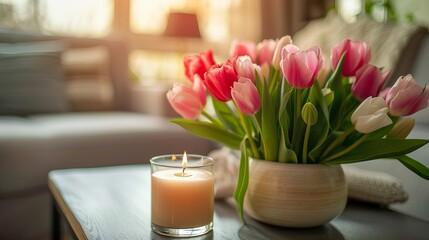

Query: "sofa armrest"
<box><xmin>0</xmin><ymin>30</ymin><xmax>131</xmax><ymax>111</ymax></box>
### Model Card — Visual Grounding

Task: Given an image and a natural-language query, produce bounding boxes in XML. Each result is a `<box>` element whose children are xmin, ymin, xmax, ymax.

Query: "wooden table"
<box><xmin>48</xmin><ymin>165</ymin><xmax>429</xmax><ymax>240</ymax></box>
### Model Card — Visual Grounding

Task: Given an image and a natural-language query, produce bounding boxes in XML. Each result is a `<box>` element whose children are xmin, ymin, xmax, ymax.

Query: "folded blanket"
<box><xmin>210</xmin><ymin>147</ymin><xmax>408</xmax><ymax>205</ymax></box>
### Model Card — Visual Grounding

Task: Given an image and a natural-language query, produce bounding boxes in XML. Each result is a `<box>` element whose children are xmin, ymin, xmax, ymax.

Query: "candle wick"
<box><xmin>182</xmin><ymin>167</ymin><xmax>186</xmax><ymax>176</ymax></box>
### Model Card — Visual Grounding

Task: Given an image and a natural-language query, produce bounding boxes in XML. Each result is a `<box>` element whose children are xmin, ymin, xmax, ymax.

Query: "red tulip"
<box><xmin>184</xmin><ymin>50</ymin><xmax>216</xmax><ymax>82</ymax></box>
<box><xmin>331</xmin><ymin>39</ymin><xmax>371</xmax><ymax>77</ymax></box>
<box><xmin>203</xmin><ymin>61</ymin><xmax>239</xmax><ymax>102</ymax></box>
<box><xmin>280</xmin><ymin>44</ymin><xmax>323</xmax><ymax>89</ymax></box>
<box><xmin>166</xmin><ymin>75</ymin><xmax>206</xmax><ymax>120</ymax></box>
<box><xmin>386</xmin><ymin>74</ymin><xmax>429</xmax><ymax>116</ymax></box>
<box><xmin>352</xmin><ymin>64</ymin><xmax>390</xmax><ymax>101</ymax></box>
<box><xmin>232</xmin><ymin>77</ymin><xmax>261</xmax><ymax>115</ymax></box>
<box><xmin>257</xmin><ymin>39</ymin><xmax>276</xmax><ymax>66</ymax></box>
<box><xmin>229</xmin><ymin>40</ymin><xmax>257</xmax><ymax>62</ymax></box>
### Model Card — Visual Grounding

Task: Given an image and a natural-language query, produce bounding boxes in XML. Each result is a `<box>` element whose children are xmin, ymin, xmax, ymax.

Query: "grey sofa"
<box><xmin>0</xmin><ymin>32</ymin><xmax>216</xmax><ymax>239</ymax></box>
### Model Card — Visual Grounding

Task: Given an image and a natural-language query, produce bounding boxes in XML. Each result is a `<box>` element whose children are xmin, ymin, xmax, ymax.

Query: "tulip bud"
<box><xmin>272</xmin><ymin>35</ymin><xmax>292</xmax><ymax>69</ymax></box>
<box><xmin>386</xmin><ymin>117</ymin><xmax>415</xmax><ymax>139</ymax></box>
<box><xmin>301</xmin><ymin>102</ymin><xmax>318</xmax><ymax>126</ymax></box>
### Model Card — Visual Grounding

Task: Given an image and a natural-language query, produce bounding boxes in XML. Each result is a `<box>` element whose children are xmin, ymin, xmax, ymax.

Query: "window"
<box><xmin>0</xmin><ymin>0</ymin><xmax>261</xmax><ymax>84</ymax></box>
<box><xmin>0</xmin><ymin>0</ymin><xmax>113</xmax><ymax>37</ymax></box>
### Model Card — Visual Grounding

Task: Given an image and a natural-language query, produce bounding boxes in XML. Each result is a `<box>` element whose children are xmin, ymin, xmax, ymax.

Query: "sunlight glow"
<box><xmin>130</xmin><ymin>0</ymin><xmax>233</xmax><ymax>42</ymax></box>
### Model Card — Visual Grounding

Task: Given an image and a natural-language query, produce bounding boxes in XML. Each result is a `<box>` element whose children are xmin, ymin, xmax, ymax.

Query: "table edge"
<box><xmin>48</xmin><ymin>175</ymin><xmax>88</xmax><ymax>240</ymax></box>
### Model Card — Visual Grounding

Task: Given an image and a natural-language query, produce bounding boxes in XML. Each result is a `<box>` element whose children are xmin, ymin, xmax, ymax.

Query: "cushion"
<box><xmin>62</xmin><ymin>46</ymin><xmax>113</xmax><ymax>111</ymax></box>
<box><xmin>342</xmin><ymin>166</ymin><xmax>408</xmax><ymax>206</ymax></box>
<box><xmin>0</xmin><ymin>40</ymin><xmax>69</xmax><ymax>115</ymax></box>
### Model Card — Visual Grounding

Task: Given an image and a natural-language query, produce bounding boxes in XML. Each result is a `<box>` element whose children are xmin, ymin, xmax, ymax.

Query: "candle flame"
<box><xmin>172</xmin><ymin>155</ymin><xmax>177</xmax><ymax>161</ymax></box>
<box><xmin>182</xmin><ymin>151</ymin><xmax>188</xmax><ymax>169</ymax></box>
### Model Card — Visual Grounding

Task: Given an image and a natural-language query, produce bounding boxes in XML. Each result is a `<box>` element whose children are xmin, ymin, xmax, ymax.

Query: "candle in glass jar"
<box><xmin>150</xmin><ymin>152</ymin><xmax>215</xmax><ymax>235</ymax></box>
<box><xmin>151</xmin><ymin>168</ymin><xmax>214</xmax><ymax>228</ymax></box>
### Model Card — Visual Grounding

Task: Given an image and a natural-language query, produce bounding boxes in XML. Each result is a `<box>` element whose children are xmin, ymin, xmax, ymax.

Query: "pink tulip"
<box><xmin>232</xmin><ymin>77</ymin><xmax>261</xmax><ymax>115</ymax></box>
<box><xmin>331</xmin><ymin>39</ymin><xmax>371</xmax><ymax>77</ymax></box>
<box><xmin>257</xmin><ymin>39</ymin><xmax>276</xmax><ymax>66</ymax></box>
<box><xmin>166</xmin><ymin>75</ymin><xmax>206</xmax><ymax>120</ymax></box>
<box><xmin>379</xmin><ymin>87</ymin><xmax>391</xmax><ymax>100</ymax></box>
<box><xmin>280</xmin><ymin>44</ymin><xmax>323</xmax><ymax>89</ymax></box>
<box><xmin>203</xmin><ymin>60</ymin><xmax>239</xmax><ymax>102</ymax></box>
<box><xmin>184</xmin><ymin>50</ymin><xmax>216</xmax><ymax>82</ymax></box>
<box><xmin>352</xmin><ymin>64</ymin><xmax>391</xmax><ymax>101</ymax></box>
<box><xmin>235</xmin><ymin>56</ymin><xmax>256</xmax><ymax>82</ymax></box>
<box><xmin>386</xmin><ymin>74</ymin><xmax>429</xmax><ymax>116</ymax></box>
<box><xmin>229</xmin><ymin>40</ymin><xmax>257</xmax><ymax>62</ymax></box>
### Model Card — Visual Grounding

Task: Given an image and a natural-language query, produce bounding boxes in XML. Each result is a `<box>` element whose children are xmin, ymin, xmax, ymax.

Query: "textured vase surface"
<box><xmin>244</xmin><ymin>159</ymin><xmax>348</xmax><ymax>227</ymax></box>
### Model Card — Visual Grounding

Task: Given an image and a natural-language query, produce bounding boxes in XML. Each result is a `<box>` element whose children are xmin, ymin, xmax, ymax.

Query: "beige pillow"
<box><xmin>343</xmin><ymin>166</ymin><xmax>408</xmax><ymax>206</ymax></box>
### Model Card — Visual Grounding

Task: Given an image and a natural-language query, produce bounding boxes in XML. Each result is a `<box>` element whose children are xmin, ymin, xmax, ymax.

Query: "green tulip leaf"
<box><xmin>327</xmin><ymin>53</ymin><xmax>347</xmax><ymax>130</ymax></box>
<box><xmin>395</xmin><ymin>155</ymin><xmax>429</xmax><ymax>180</ymax></box>
<box><xmin>323</xmin><ymin>139</ymin><xmax>429</xmax><ymax>164</ymax></box>
<box><xmin>279</xmin><ymin>81</ymin><xmax>293</xmax><ymax>148</ymax></box>
<box><xmin>234</xmin><ymin>138</ymin><xmax>250</xmax><ymax>223</ymax></box>
<box><xmin>170</xmin><ymin>118</ymin><xmax>242</xmax><ymax>149</ymax></box>
<box><xmin>261</xmin><ymin>78</ymin><xmax>279</xmax><ymax>161</ymax></box>
<box><xmin>212</xmin><ymin>98</ymin><xmax>244</xmax><ymax>136</ymax></box>
<box><xmin>307</xmin><ymin>81</ymin><xmax>330</xmax><ymax>156</ymax></box>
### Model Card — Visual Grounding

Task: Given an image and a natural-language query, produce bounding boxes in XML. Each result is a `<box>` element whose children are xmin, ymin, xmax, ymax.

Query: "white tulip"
<box><xmin>271</xmin><ymin>35</ymin><xmax>292</xmax><ymax>69</ymax></box>
<box><xmin>351</xmin><ymin>97</ymin><xmax>393</xmax><ymax>134</ymax></box>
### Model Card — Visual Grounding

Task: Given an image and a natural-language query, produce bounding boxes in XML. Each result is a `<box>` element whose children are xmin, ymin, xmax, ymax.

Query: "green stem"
<box><xmin>251</xmin><ymin>115</ymin><xmax>262</xmax><ymax>136</ymax></box>
<box><xmin>269</xmin><ymin>69</ymin><xmax>279</xmax><ymax>93</ymax></box>
<box><xmin>235</xmin><ymin>105</ymin><xmax>261</xmax><ymax>159</ymax></box>
<box><xmin>295</xmin><ymin>89</ymin><xmax>302</xmax><ymax>126</ymax></box>
<box><xmin>320</xmin><ymin>127</ymin><xmax>354</xmax><ymax>159</ymax></box>
<box><xmin>322</xmin><ymin>134</ymin><xmax>369</xmax><ymax>162</ymax></box>
<box><xmin>302</xmin><ymin>123</ymin><xmax>311</xmax><ymax>164</ymax></box>
<box><xmin>251</xmin><ymin>115</ymin><xmax>265</xmax><ymax>156</ymax></box>
<box><xmin>202</xmin><ymin>110</ymin><xmax>221</xmax><ymax>126</ymax></box>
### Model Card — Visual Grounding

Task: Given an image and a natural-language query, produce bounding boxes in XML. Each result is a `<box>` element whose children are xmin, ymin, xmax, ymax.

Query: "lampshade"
<box><xmin>163</xmin><ymin>12</ymin><xmax>201</xmax><ymax>39</ymax></box>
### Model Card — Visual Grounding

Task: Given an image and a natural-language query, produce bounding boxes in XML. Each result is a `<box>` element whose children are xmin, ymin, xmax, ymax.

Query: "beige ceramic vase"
<box><xmin>244</xmin><ymin>159</ymin><xmax>347</xmax><ymax>227</ymax></box>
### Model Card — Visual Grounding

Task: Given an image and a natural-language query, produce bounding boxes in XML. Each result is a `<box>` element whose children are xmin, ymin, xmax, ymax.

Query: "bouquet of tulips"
<box><xmin>166</xmin><ymin>35</ymin><xmax>429</xmax><ymax>219</ymax></box>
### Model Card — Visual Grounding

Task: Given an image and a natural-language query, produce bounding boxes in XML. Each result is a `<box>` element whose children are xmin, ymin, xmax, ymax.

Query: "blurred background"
<box><xmin>1</xmin><ymin>1</ymin><xmax>429</xmax><ymax>239</ymax></box>
<box><xmin>1</xmin><ymin>0</ymin><xmax>428</xmax><ymax>85</ymax></box>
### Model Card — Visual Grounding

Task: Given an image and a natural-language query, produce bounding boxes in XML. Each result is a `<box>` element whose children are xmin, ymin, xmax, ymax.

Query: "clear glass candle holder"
<box><xmin>150</xmin><ymin>154</ymin><xmax>214</xmax><ymax>237</ymax></box>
